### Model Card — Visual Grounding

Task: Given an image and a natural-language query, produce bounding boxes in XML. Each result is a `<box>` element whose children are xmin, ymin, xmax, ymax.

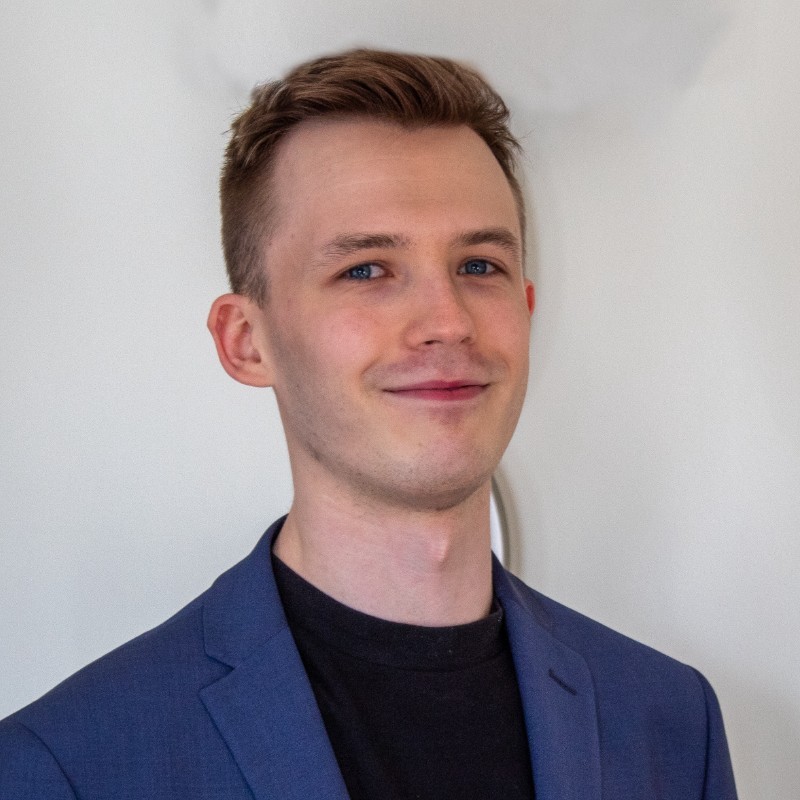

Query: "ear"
<box><xmin>524</xmin><ymin>279</ymin><xmax>535</xmax><ymax>315</ymax></box>
<box><xmin>207</xmin><ymin>293</ymin><xmax>274</xmax><ymax>387</ymax></box>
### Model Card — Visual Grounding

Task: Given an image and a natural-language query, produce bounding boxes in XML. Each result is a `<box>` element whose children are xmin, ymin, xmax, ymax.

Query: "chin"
<box><xmin>376</xmin><ymin>462</ymin><xmax>494</xmax><ymax>513</ymax></box>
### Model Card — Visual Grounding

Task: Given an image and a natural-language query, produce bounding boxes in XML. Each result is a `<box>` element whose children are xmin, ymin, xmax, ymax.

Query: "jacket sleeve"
<box><xmin>692</xmin><ymin>669</ymin><xmax>738</xmax><ymax>800</ymax></box>
<box><xmin>0</xmin><ymin>718</ymin><xmax>78</xmax><ymax>800</ymax></box>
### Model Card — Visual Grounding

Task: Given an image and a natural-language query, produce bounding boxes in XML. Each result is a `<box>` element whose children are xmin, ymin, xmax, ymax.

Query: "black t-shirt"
<box><xmin>272</xmin><ymin>554</ymin><xmax>535</xmax><ymax>800</ymax></box>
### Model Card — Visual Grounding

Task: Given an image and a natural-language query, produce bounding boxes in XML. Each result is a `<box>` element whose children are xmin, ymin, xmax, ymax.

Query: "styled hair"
<box><xmin>220</xmin><ymin>48</ymin><xmax>524</xmax><ymax>303</ymax></box>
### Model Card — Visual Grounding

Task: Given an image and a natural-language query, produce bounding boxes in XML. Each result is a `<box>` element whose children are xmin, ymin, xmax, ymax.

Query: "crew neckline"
<box><xmin>271</xmin><ymin>552</ymin><xmax>506</xmax><ymax>672</ymax></box>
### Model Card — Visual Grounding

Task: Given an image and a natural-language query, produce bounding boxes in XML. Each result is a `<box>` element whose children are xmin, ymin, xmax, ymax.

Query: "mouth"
<box><xmin>385</xmin><ymin>380</ymin><xmax>488</xmax><ymax>402</ymax></box>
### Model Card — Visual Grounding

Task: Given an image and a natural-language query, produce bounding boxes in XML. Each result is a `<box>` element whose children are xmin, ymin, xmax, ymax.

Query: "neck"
<box><xmin>272</xmin><ymin>481</ymin><xmax>494</xmax><ymax>626</ymax></box>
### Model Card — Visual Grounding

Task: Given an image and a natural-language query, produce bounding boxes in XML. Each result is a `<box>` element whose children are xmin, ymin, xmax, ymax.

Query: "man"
<box><xmin>0</xmin><ymin>49</ymin><xmax>737</xmax><ymax>799</ymax></box>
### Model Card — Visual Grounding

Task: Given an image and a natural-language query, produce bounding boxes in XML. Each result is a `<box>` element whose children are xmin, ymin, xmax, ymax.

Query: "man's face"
<box><xmin>251</xmin><ymin>119</ymin><xmax>534</xmax><ymax>511</ymax></box>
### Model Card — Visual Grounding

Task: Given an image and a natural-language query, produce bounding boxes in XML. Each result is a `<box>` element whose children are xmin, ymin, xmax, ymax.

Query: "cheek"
<box><xmin>275</xmin><ymin>304</ymin><xmax>388</xmax><ymax>385</ymax></box>
<box><xmin>323</xmin><ymin>306</ymin><xmax>389</xmax><ymax>361</ymax></box>
<box><xmin>483</xmin><ymin>301</ymin><xmax>531</xmax><ymax>356</ymax></box>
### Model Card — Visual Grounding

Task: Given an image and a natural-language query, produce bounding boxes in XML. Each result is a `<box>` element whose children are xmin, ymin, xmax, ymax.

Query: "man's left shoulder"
<box><xmin>499</xmin><ymin>564</ymin><xmax>703</xmax><ymax>682</ymax></box>
<box><xmin>497</xmin><ymin>565</ymin><xmax>738</xmax><ymax>798</ymax></box>
<box><xmin>495</xmin><ymin>563</ymin><xmax>732</xmax><ymax>751</ymax></box>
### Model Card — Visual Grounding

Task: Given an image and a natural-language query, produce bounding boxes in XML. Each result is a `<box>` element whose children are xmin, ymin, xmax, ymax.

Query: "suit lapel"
<box><xmin>199</xmin><ymin>520</ymin><xmax>349</xmax><ymax>800</ymax></box>
<box><xmin>494</xmin><ymin>561</ymin><xmax>602</xmax><ymax>800</ymax></box>
<box><xmin>200</xmin><ymin>629</ymin><xmax>349</xmax><ymax>800</ymax></box>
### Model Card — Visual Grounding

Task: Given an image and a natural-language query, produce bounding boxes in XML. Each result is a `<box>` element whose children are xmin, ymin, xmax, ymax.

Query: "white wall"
<box><xmin>1</xmin><ymin>1</ymin><xmax>798</xmax><ymax>795</ymax></box>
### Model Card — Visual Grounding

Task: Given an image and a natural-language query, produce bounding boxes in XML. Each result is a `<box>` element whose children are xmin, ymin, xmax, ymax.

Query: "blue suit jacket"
<box><xmin>0</xmin><ymin>519</ymin><xmax>737</xmax><ymax>799</ymax></box>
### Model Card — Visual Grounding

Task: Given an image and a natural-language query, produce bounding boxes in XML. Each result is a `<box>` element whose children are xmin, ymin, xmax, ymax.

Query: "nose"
<box><xmin>403</xmin><ymin>274</ymin><xmax>476</xmax><ymax>348</ymax></box>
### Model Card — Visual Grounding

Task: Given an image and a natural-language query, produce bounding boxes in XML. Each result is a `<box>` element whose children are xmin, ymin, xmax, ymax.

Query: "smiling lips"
<box><xmin>386</xmin><ymin>380</ymin><xmax>488</xmax><ymax>401</ymax></box>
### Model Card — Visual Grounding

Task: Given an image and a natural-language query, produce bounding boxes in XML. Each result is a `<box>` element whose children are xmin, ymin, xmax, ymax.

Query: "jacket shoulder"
<box><xmin>9</xmin><ymin>593</ymin><xmax>218</xmax><ymax>731</ymax></box>
<box><xmin>503</xmin><ymin>568</ymin><xmax>696</xmax><ymax>680</ymax></box>
<box><xmin>498</xmin><ymin>568</ymin><xmax>738</xmax><ymax>798</ymax></box>
<box><xmin>0</xmin><ymin>587</ymin><xmax>246</xmax><ymax>798</ymax></box>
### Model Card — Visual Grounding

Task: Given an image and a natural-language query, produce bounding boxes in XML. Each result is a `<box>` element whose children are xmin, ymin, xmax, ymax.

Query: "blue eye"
<box><xmin>345</xmin><ymin>263</ymin><xmax>383</xmax><ymax>280</ymax></box>
<box><xmin>461</xmin><ymin>259</ymin><xmax>495</xmax><ymax>275</ymax></box>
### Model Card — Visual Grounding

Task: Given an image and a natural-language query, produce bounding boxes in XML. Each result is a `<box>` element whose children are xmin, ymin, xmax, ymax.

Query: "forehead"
<box><xmin>268</xmin><ymin>118</ymin><xmax>521</xmax><ymax>244</ymax></box>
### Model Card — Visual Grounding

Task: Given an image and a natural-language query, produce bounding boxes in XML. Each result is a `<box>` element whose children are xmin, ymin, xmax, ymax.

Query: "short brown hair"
<box><xmin>220</xmin><ymin>48</ymin><xmax>524</xmax><ymax>303</ymax></box>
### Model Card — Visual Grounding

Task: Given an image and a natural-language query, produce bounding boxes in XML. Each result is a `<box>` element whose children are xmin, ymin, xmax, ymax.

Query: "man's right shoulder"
<box><xmin>2</xmin><ymin>592</ymin><xmax>212</xmax><ymax>732</ymax></box>
<box><xmin>0</xmin><ymin>523</ymin><xmax>287</xmax><ymax>799</ymax></box>
<box><xmin>0</xmin><ymin>588</ymin><xmax>225</xmax><ymax>797</ymax></box>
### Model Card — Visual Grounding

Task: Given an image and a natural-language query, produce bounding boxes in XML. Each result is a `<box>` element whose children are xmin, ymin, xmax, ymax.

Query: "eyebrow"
<box><xmin>452</xmin><ymin>227</ymin><xmax>522</xmax><ymax>262</ymax></box>
<box><xmin>317</xmin><ymin>226</ymin><xmax>521</xmax><ymax>264</ymax></box>
<box><xmin>321</xmin><ymin>233</ymin><xmax>412</xmax><ymax>260</ymax></box>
